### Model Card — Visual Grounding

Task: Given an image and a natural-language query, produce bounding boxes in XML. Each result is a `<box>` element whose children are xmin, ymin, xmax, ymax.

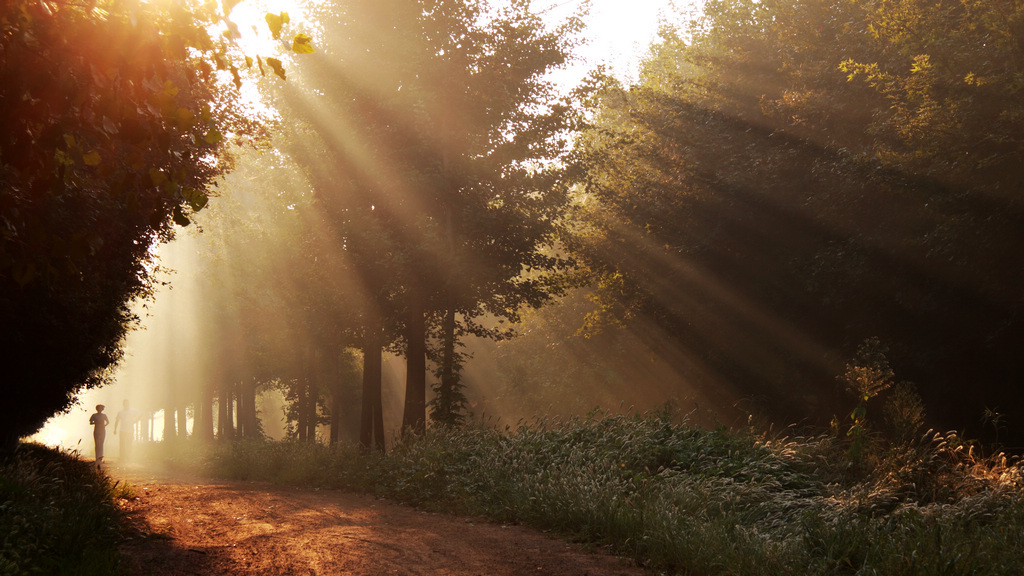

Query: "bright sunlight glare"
<box><xmin>28</xmin><ymin>0</ymin><xmax>708</xmax><ymax>453</ymax></box>
<box><xmin>534</xmin><ymin>0</ymin><xmax>703</xmax><ymax>81</ymax></box>
<box><xmin>226</xmin><ymin>0</ymin><xmax>309</xmax><ymax>54</ymax></box>
<box><xmin>230</xmin><ymin>0</ymin><xmax>700</xmax><ymax>80</ymax></box>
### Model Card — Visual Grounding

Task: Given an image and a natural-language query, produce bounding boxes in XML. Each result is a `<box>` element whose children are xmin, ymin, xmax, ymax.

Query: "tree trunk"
<box><xmin>236</xmin><ymin>381</ymin><xmax>246</xmax><ymax>439</ymax></box>
<box><xmin>329</xmin><ymin>347</ymin><xmax>342</xmax><ymax>444</ymax></box>
<box><xmin>434</xmin><ymin>303</ymin><xmax>461</xmax><ymax>426</ymax></box>
<box><xmin>402</xmin><ymin>282</ymin><xmax>427</xmax><ymax>435</ymax></box>
<box><xmin>298</xmin><ymin>350</ymin><xmax>310</xmax><ymax>442</ymax></box>
<box><xmin>196</xmin><ymin>382</ymin><xmax>215</xmax><ymax>442</ymax></box>
<box><xmin>433</xmin><ymin>175</ymin><xmax>463</xmax><ymax>427</ymax></box>
<box><xmin>306</xmin><ymin>386</ymin><xmax>317</xmax><ymax>442</ymax></box>
<box><xmin>330</xmin><ymin>393</ymin><xmax>341</xmax><ymax>443</ymax></box>
<box><xmin>308</xmin><ymin>350</ymin><xmax>320</xmax><ymax>442</ymax></box>
<box><xmin>239</xmin><ymin>377</ymin><xmax>257</xmax><ymax>439</ymax></box>
<box><xmin>194</xmin><ymin>389</ymin><xmax>206</xmax><ymax>441</ymax></box>
<box><xmin>297</xmin><ymin>378</ymin><xmax>308</xmax><ymax>442</ymax></box>
<box><xmin>216</xmin><ymin>387</ymin><xmax>226</xmax><ymax>440</ymax></box>
<box><xmin>441</xmin><ymin>306</ymin><xmax>456</xmax><ymax>387</ymax></box>
<box><xmin>360</xmin><ymin>324</ymin><xmax>385</xmax><ymax>452</ymax></box>
<box><xmin>176</xmin><ymin>405</ymin><xmax>188</xmax><ymax>439</ymax></box>
<box><xmin>163</xmin><ymin>401</ymin><xmax>176</xmax><ymax>442</ymax></box>
<box><xmin>219</xmin><ymin>381</ymin><xmax>235</xmax><ymax>441</ymax></box>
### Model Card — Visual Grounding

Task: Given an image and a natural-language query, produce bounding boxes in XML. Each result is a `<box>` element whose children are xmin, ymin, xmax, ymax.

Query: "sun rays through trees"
<box><xmin>15</xmin><ymin>0</ymin><xmax>1024</xmax><ymax>460</ymax></box>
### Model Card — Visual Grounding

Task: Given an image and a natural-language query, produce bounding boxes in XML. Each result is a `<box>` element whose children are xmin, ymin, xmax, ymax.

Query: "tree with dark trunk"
<box><xmin>359</xmin><ymin>324</ymin><xmax>386</xmax><ymax>452</ymax></box>
<box><xmin>412</xmin><ymin>0</ymin><xmax>582</xmax><ymax>427</ymax></box>
<box><xmin>195</xmin><ymin>385</ymin><xmax>215</xmax><ymax>442</ymax></box>
<box><xmin>402</xmin><ymin>284</ymin><xmax>428</xmax><ymax>435</ymax></box>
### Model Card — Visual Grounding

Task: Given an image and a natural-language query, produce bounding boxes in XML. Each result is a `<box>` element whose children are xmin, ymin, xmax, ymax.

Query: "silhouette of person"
<box><xmin>89</xmin><ymin>404</ymin><xmax>109</xmax><ymax>469</ymax></box>
<box><xmin>114</xmin><ymin>399</ymin><xmax>139</xmax><ymax>462</ymax></box>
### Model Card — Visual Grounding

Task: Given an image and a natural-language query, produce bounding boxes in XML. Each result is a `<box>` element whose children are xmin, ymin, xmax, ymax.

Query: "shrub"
<box><xmin>191</xmin><ymin>410</ymin><xmax>1024</xmax><ymax>575</ymax></box>
<box><xmin>0</xmin><ymin>443</ymin><xmax>126</xmax><ymax>576</ymax></box>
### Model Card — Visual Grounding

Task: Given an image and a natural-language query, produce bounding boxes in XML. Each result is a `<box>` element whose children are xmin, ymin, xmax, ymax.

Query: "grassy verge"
<box><xmin>165</xmin><ymin>412</ymin><xmax>1024</xmax><ymax>575</ymax></box>
<box><xmin>0</xmin><ymin>443</ymin><xmax>131</xmax><ymax>576</ymax></box>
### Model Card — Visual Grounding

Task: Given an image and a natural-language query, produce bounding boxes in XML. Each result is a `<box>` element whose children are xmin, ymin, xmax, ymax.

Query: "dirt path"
<box><xmin>114</xmin><ymin>468</ymin><xmax>648</xmax><ymax>576</ymax></box>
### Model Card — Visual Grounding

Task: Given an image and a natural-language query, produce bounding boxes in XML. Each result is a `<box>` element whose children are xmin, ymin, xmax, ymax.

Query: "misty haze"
<box><xmin>5</xmin><ymin>0</ymin><xmax>1024</xmax><ymax>574</ymax></box>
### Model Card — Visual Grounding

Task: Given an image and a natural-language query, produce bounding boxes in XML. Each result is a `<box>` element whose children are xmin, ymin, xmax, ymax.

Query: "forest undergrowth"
<box><xmin>165</xmin><ymin>409</ymin><xmax>1024</xmax><ymax>576</ymax></box>
<box><xmin>0</xmin><ymin>443</ymin><xmax>132</xmax><ymax>576</ymax></box>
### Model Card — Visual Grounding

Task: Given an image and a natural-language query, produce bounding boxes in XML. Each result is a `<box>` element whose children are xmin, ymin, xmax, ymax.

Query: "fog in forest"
<box><xmin>33</xmin><ymin>155</ymin><xmax>741</xmax><ymax>456</ymax></box>
<box><xmin>31</xmin><ymin>0</ymin><xmax>734</xmax><ymax>455</ymax></box>
<box><xmin>26</xmin><ymin>0</ymin><xmax>1024</xmax><ymax>456</ymax></box>
<box><xmin>32</xmin><ymin>241</ymin><xmax>740</xmax><ymax>458</ymax></box>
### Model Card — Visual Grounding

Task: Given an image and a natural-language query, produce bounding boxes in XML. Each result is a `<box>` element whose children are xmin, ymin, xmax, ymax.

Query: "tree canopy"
<box><xmin>570</xmin><ymin>0</ymin><xmax>1024</xmax><ymax>436</ymax></box>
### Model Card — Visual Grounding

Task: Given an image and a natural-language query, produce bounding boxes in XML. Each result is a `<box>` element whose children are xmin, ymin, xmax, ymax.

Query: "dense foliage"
<box><xmin>570</xmin><ymin>0</ymin><xmax>1024</xmax><ymax>437</ymax></box>
<box><xmin>0</xmin><ymin>0</ymin><xmax>265</xmax><ymax>444</ymax></box>
<box><xmin>0</xmin><ymin>0</ymin><xmax>314</xmax><ymax>444</ymax></box>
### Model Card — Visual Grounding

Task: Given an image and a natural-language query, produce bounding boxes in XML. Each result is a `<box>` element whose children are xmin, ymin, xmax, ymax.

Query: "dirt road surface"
<box><xmin>114</xmin><ymin>469</ymin><xmax>649</xmax><ymax>576</ymax></box>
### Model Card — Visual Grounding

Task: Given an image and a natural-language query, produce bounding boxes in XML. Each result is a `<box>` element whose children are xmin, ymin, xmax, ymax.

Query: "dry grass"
<box><xmin>174</xmin><ymin>411</ymin><xmax>1024</xmax><ymax>575</ymax></box>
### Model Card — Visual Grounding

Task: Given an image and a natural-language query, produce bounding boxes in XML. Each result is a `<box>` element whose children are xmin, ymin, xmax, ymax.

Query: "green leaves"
<box><xmin>204</xmin><ymin>128</ymin><xmax>224</xmax><ymax>144</ymax></box>
<box><xmin>167</xmin><ymin>179</ymin><xmax>210</xmax><ymax>228</ymax></box>
<box><xmin>172</xmin><ymin>205</ymin><xmax>191</xmax><ymax>227</ymax></box>
<box><xmin>12</xmin><ymin>262</ymin><xmax>37</xmax><ymax>287</ymax></box>
<box><xmin>175</xmin><ymin>106</ymin><xmax>196</xmax><ymax>130</ymax></box>
<box><xmin>82</xmin><ymin>151</ymin><xmax>101</xmax><ymax>166</ymax></box>
<box><xmin>249</xmin><ymin>12</ymin><xmax>314</xmax><ymax>80</ymax></box>
<box><xmin>183</xmin><ymin>187</ymin><xmax>209</xmax><ymax>212</ymax></box>
<box><xmin>149</xmin><ymin>168</ymin><xmax>169</xmax><ymax>187</ymax></box>
<box><xmin>151</xmin><ymin>168</ymin><xmax>209</xmax><ymax>223</ymax></box>
<box><xmin>0</xmin><ymin>0</ymin><xmax>276</xmax><ymax>446</ymax></box>
<box><xmin>840</xmin><ymin>337</ymin><xmax>894</xmax><ymax>402</ymax></box>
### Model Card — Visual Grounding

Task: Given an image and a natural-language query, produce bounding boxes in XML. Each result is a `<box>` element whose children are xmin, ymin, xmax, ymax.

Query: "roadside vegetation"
<box><xmin>7</xmin><ymin>402</ymin><xmax>1023</xmax><ymax>576</ymax></box>
<box><xmin>154</xmin><ymin>408</ymin><xmax>1024</xmax><ymax>576</ymax></box>
<box><xmin>0</xmin><ymin>443</ymin><xmax>131</xmax><ymax>576</ymax></box>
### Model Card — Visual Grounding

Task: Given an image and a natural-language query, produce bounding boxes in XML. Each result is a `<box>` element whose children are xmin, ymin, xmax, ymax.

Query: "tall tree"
<box><xmin>270</xmin><ymin>0</ymin><xmax>422</xmax><ymax>449</ymax></box>
<box><xmin>390</xmin><ymin>0</ymin><xmax>584</xmax><ymax>430</ymax></box>
<box><xmin>269</xmin><ymin>0</ymin><xmax>580</xmax><ymax>440</ymax></box>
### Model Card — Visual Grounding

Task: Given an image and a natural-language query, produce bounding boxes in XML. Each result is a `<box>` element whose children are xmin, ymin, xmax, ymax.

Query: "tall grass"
<box><xmin>0</xmin><ymin>443</ymin><xmax>131</xmax><ymax>576</ymax></box>
<box><xmin>180</xmin><ymin>411</ymin><xmax>1024</xmax><ymax>575</ymax></box>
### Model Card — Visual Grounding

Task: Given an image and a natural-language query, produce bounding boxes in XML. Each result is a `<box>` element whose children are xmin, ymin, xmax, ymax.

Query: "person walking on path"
<box><xmin>89</xmin><ymin>404</ymin><xmax>109</xmax><ymax>469</ymax></box>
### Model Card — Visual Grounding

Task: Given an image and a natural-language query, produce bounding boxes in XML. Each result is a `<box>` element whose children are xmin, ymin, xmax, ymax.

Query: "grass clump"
<box><xmin>0</xmin><ymin>443</ymin><xmax>129</xmax><ymax>576</ymax></box>
<box><xmin>196</xmin><ymin>411</ymin><xmax>1024</xmax><ymax>575</ymax></box>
